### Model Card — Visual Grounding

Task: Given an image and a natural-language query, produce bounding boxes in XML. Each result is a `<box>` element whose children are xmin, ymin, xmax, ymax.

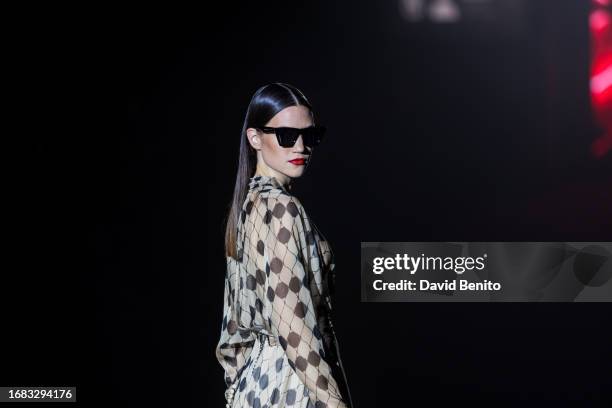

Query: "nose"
<box><xmin>292</xmin><ymin>134</ymin><xmax>305</xmax><ymax>151</ymax></box>
<box><xmin>292</xmin><ymin>135</ymin><xmax>310</xmax><ymax>153</ymax></box>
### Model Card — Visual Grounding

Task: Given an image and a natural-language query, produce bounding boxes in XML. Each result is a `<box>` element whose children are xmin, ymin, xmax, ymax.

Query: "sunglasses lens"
<box><xmin>275</xmin><ymin>126</ymin><xmax>325</xmax><ymax>147</ymax></box>
<box><xmin>304</xmin><ymin>126</ymin><xmax>325</xmax><ymax>147</ymax></box>
<box><xmin>277</xmin><ymin>128</ymin><xmax>299</xmax><ymax>147</ymax></box>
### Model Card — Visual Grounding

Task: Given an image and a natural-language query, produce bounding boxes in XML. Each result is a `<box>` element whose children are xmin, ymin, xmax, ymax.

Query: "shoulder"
<box><xmin>247</xmin><ymin>191</ymin><xmax>307</xmax><ymax>236</ymax></box>
<box><xmin>254</xmin><ymin>189</ymin><xmax>305</xmax><ymax>217</ymax></box>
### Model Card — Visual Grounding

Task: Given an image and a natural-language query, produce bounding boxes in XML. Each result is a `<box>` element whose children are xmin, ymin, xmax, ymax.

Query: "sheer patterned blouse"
<box><xmin>215</xmin><ymin>174</ymin><xmax>351</xmax><ymax>408</ymax></box>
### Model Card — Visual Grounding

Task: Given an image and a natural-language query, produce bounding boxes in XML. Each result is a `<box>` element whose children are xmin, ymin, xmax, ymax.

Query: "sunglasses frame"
<box><xmin>255</xmin><ymin>125</ymin><xmax>326</xmax><ymax>148</ymax></box>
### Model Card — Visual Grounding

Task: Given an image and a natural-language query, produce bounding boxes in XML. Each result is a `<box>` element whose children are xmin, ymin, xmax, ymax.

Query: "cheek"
<box><xmin>262</xmin><ymin>141</ymin><xmax>287</xmax><ymax>165</ymax></box>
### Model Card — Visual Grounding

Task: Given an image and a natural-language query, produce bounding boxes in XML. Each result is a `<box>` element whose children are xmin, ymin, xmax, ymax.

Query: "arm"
<box><xmin>262</xmin><ymin>195</ymin><xmax>347</xmax><ymax>408</ymax></box>
<box><xmin>215</xmin><ymin>269</ymin><xmax>254</xmax><ymax>390</ymax></box>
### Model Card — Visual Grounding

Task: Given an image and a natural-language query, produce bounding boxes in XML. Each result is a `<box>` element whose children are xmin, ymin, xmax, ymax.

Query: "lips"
<box><xmin>289</xmin><ymin>158</ymin><xmax>306</xmax><ymax>165</ymax></box>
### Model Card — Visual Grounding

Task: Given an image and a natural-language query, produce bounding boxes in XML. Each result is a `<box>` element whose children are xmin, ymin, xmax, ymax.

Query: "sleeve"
<box><xmin>262</xmin><ymin>195</ymin><xmax>347</xmax><ymax>408</ymax></box>
<box><xmin>215</xmin><ymin>268</ymin><xmax>254</xmax><ymax>391</ymax></box>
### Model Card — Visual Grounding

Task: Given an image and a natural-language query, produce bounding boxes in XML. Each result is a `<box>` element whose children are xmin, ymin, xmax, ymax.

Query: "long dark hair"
<box><xmin>224</xmin><ymin>82</ymin><xmax>315</xmax><ymax>260</ymax></box>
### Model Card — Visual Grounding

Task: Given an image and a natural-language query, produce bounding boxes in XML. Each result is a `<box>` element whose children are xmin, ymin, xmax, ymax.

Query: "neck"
<box><xmin>254</xmin><ymin>163</ymin><xmax>292</xmax><ymax>189</ymax></box>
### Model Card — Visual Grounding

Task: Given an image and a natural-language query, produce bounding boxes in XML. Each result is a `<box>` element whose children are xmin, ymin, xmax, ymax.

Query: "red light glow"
<box><xmin>590</xmin><ymin>4</ymin><xmax>612</xmax><ymax>158</ymax></box>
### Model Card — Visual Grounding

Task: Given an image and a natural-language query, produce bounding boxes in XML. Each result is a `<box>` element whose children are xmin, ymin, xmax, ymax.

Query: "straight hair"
<box><xmin>223</xmin><ymin>83</ymin><xmax>315</xmax><ymax>260</ymax></box>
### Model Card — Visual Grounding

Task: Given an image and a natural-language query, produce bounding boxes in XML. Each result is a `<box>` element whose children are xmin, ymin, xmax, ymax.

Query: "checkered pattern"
<box><xmin>216</xmin><ymin>175</ymin><xmax>348</xmax><ymax>407</ymax></box>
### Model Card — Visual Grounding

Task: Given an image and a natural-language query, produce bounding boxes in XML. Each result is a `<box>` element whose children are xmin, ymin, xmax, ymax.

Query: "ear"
<box><xmin>246</xmin><ymin>128</ymin><xmax>261</xmax><ymax>150</ymax></box>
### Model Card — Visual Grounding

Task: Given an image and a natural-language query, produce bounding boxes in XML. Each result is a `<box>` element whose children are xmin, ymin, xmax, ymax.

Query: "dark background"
<box><xmin>7</xmin><ymin>1</ymin><xmax>612</xmax><ymax>407</ymax></box>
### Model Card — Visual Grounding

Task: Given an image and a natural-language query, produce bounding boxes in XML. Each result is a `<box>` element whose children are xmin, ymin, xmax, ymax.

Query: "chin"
<box><xmin>288</xmin><ymin>169</ymin><xmax>306</xmax><ymax>178</ymax></box>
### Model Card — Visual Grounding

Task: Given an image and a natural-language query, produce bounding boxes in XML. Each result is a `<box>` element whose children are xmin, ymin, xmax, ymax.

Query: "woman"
<box><xmin>216</xmin><ymin>83</ymin><xmax>353</xmax><ymax>408</ymax></box>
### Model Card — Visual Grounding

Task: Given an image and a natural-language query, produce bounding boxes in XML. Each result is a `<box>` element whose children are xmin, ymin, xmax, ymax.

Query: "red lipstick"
<box><xmin>288</xmin><ymin>158</ymin><xmax>306</xmax><ymax>165</ymax></box>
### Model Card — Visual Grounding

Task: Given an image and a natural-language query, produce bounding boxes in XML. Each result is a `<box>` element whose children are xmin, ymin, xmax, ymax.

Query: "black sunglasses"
<box><xmin>256</xmin><ymin>125</ymin><xmax>326</xmax><ymax>148</ymax></box>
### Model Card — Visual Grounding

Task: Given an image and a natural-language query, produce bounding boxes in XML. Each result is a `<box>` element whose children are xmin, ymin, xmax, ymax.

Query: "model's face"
<box><xmin>247</xmin><ymin>105</ymin><xmax>314</xmax><ymax>185</ymax></box>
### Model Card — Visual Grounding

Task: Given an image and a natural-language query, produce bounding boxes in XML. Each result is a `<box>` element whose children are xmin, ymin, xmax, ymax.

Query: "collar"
<box><xmin>248</xmin><ymin>174</ymin><xmax>290</xmax><ymax>192</ymax></box>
